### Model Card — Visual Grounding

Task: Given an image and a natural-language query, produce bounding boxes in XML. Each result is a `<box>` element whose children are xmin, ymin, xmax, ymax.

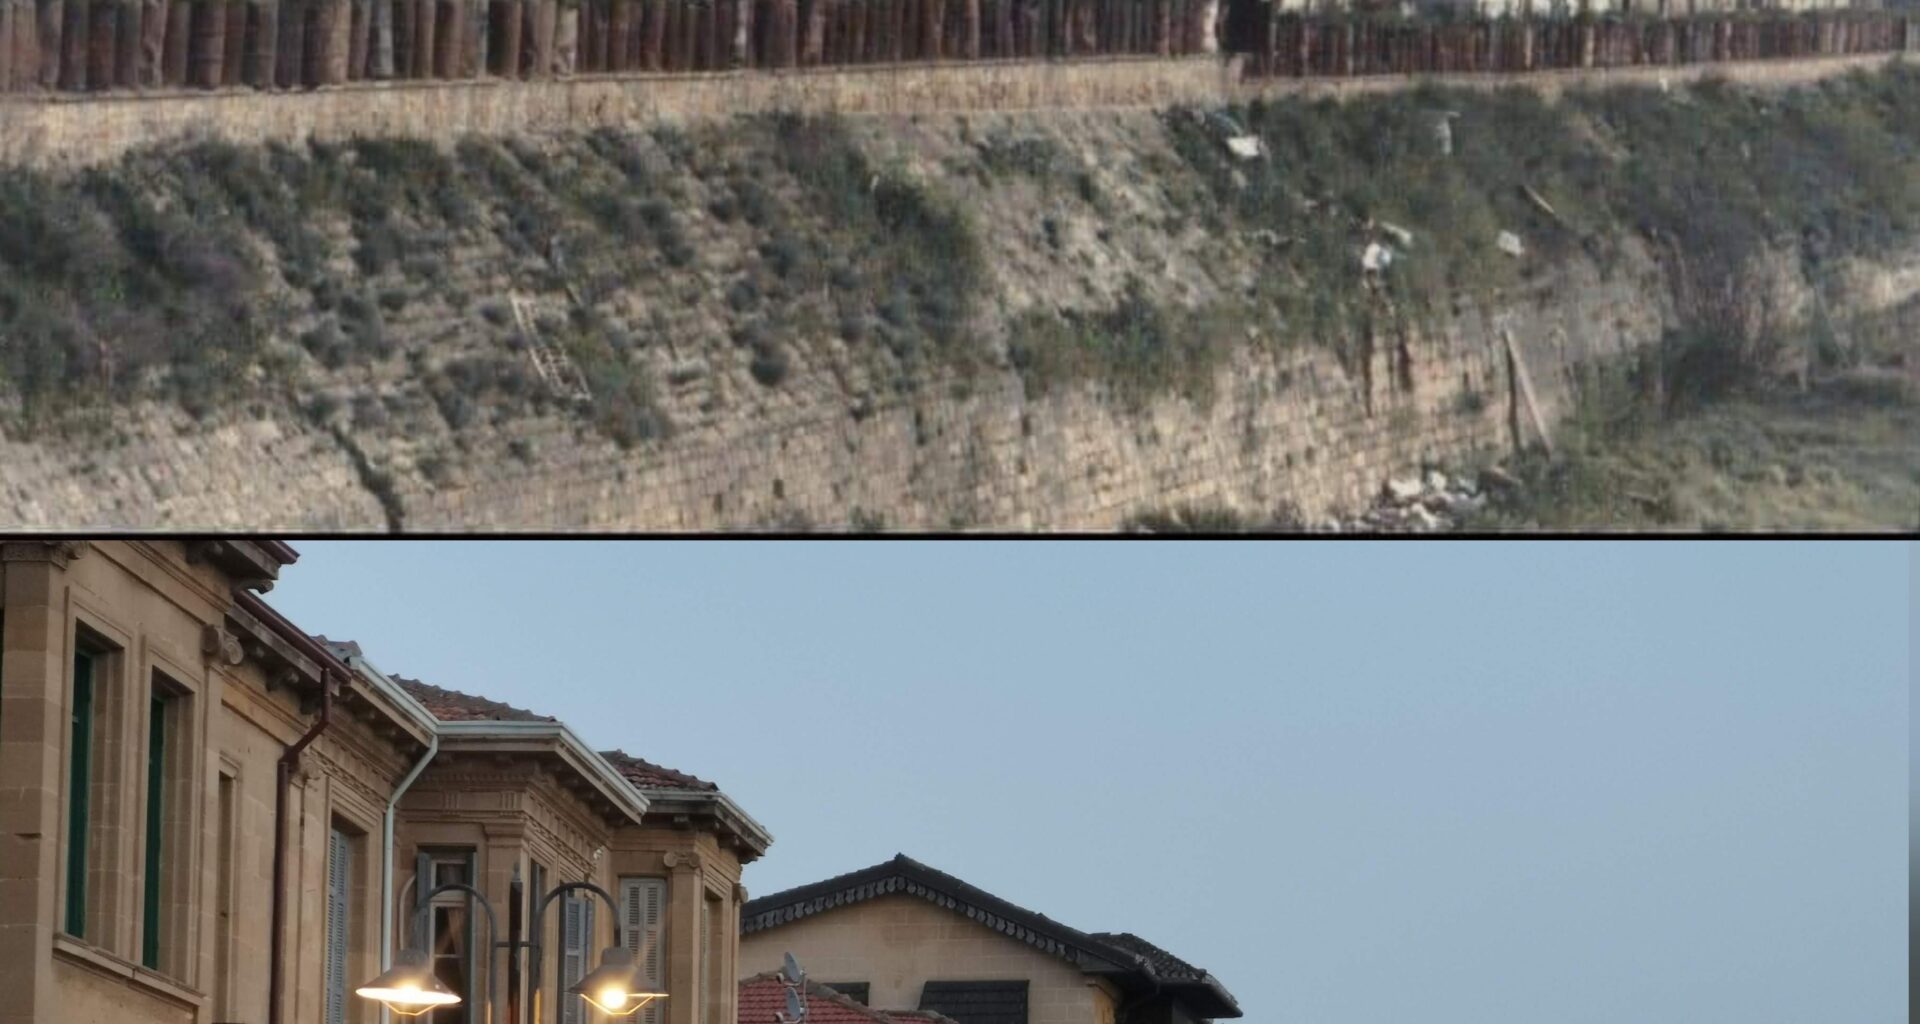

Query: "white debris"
<box><xmin>1225</xmin><ymin>135</ymin><xmax>1266</xmax><ymax>160</ymax></box>
<box><xmin>1496</xmin><ymin>230</ymin><xmax>1525</xmax><ymax>258</ymax></box>
<box><xmin>1432</xmin><ymin>111</ymin><xmax>1460</xmax><ymax>156</ymax></box>
<box><xmin>1361</xmin><ymin>242</ymin><xmax>1394</xmax><ymax>273</ymax></box>
<box><xmin>1424</xmin><ymin>469</ymin><xmax>1449</xmax><ymax>492</ymax></box>
<box><xmin>1379</xmin><ymin>221</ymin><xmax>1414</xmax><ymax>248</ymax></box>
<box><xmin>1385</xmin><ymin>477</ymin><xmax>1423</xmax><ymax>503</ymax></box>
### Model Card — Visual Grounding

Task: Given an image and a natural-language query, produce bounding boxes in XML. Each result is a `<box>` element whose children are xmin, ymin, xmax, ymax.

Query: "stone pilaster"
<box><xmin>0</xmin><ymin>546</ymin><xmax>75</xmax><ymax>1024</ymax></box>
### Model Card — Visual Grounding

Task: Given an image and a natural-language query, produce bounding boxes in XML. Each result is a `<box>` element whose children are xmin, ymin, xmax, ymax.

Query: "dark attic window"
<box><xmin>919</xmin><ymin>981</ymin><xmax>1030</xmax><ymax>1024</ymax></box>
<box><xmin>824</xmin><ymin>983</ymin><xmax>871</xmax><ymax>1005</ymax></box>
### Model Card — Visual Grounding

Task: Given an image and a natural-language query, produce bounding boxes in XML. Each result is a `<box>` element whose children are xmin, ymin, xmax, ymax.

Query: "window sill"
<box><xmin>52</xmin><ymin>933</ymin><xmax>206</xmax><ymax>1009</ymax></box>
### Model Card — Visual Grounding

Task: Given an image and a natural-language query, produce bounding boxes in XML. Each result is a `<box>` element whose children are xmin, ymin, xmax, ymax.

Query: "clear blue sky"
<box><xmin>270</xmin><ymin>542</ymin><xmax>1911</xmax><ymax>1024</ymax></box>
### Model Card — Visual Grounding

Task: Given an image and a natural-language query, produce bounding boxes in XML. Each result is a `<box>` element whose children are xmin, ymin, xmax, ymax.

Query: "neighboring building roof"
<box><xmin>1089</xmin><ymin>933</ymin><xmax>1205</xmax><ymax>982</ymax></box>
<box><xmin>741</xmin><ymin>855</ymin><xmax>1241</xmax><ymax>1020</ymax></box>
<box><xmin>918</xmin><ymin>981</ymin><xmax>1028</xmax><ymax>1024</ymax></box>
<box><xmin>743</xmin><ymin>855</ymin><xmax>1133</xmax><ymax>971</ymax></box>
<box><xmin>739</xmin><ymin>973</ymin><xmax>959</xmax><ymax>1024</ymax></box>
<box><xmin>601</xmin><ymin>749</ymin><xmax>719</xmax><ymax>791</ymax></box>
<box><xmin>1090</xmin><ymin>933</ymin><xmax>1241</xmax><ymax>1019</ymax></box>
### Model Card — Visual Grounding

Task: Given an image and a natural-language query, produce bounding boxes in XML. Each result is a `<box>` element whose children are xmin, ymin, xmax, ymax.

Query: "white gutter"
<box><xmin>639</xmin><ymin>788</ymin><xmax>776</xmax><ymax>853</ymax></box>
<box><xmin>434</xmin><ymin>719</ymin><xmax>653</xmax><ymax>824</ymax></box>
<box><xmin>334</xmin><ymin>650</ymin><xmax>441</xmax><ymax>1024</ymax></box>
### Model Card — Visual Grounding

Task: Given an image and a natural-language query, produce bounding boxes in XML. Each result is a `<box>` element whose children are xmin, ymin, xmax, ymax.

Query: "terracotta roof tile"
<box><xmin>739</xmin><ymin>975</ymin><xmax>958</xmax><ymax>1024</ymax></box>
<box><xmin>390</xmin><ymin>675</ymin><xmax>557</xmax><ymax>723</ymax></box>
<box><xmin>601</xmin><ymin>748</ymin><xmax>719</xmax><ymax>791</ymax></box>
<box><xmin>315</xmin><ymin>653</ymin><xmax>727</xmax><ymax>802</ymax></box>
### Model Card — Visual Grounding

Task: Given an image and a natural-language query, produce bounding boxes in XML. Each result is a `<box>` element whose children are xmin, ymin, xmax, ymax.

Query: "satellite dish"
<box><xmin>781</xmin><ymin>953</ymin><xmax>805</xmax><ymax>985</ymax></box>
<box><xmin>786</xmin><ymin>990</ymin><xmax>806</xmax><ymax>1019</ymax></box>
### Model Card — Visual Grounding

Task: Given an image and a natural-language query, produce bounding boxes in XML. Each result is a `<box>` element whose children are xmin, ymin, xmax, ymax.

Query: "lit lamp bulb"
<box><xmin>356</xmin><ymin>949</ymin><xmax>462</xmax><ymax>1017</ymax></box>
<box><xmin>571</xmin><ymin>947</ymin><xmax>667</xmax><ymax>1017</ymax></box>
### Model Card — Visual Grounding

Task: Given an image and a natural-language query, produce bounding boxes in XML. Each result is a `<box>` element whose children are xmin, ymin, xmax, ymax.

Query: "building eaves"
<box><xmin>433</xmin><ymin>718</ymin><xmax>651</xmax><ymax>824</ymax></box>
<box><xmin>741</xmin><ymin>855</ymin><xmax>1135</xmax><ymax>974</ymax></box>
<box><xmin>1089</xmin><ymin>933</ymin><xmax>1241</xmax><ymax>1019</ymax></box>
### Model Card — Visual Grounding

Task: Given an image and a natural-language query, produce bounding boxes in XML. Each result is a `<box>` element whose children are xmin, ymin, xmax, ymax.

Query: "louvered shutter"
<box><xmin>619</xmin><ymin>878</ymin><xmax>667</xmax><ymax>1024</ymax></box>
<box><xmin>325</xmin><ymin>830</ymin><xmax>352</xmax><ymax>1024</ymax></box>
<box><xmin>562</xmin><ymin>895</ymin><xmax>587</xmax><ymax>1024</ymax></box>
<box><xmin>414</xmin><ymin>850</ymin><xmax>433</xmax><ymax>916</ymax></box>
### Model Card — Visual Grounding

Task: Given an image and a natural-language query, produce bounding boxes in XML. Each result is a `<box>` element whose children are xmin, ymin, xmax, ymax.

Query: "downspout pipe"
<box><xmin>235</xmin><ymin>589</ymin><xmax>357</xmax><ymax>1024</ymax></box>
<box><xmin>380</xmin><ymin>727</ymin><xmax>438</xmax><ymax>1024</ymax></box>
<box><xmin>270</xmin><ymin>670</ymin><xmax>335</xmax><ymax>1024</ymax></box>
<box><xmin>333</xmin><ymin>649</ymin><xmax>441</xmax><ymax>1024</ymax></box>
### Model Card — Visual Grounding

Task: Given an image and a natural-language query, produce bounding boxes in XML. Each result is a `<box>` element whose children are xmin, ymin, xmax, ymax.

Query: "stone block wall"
<box><xmin>0</xmin><ymin>54</ymin><xmax>1236</xmax><ymax>166</ymax></box>
<box><xmin>386</xmin><ymin>247</ymin><xmax>1666</xmax><ymax>530</ymax></box>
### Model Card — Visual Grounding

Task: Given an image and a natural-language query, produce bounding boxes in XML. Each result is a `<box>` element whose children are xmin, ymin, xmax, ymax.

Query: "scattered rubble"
<box><xmin>1225</xmin><ymin>135</ymin><xmax>1267</xmax><ymax>160</ymax></box>
<box><xmin>1496</xmin><ymin>230</ymin><xmax>1525</xmax><ymax>258</ymax></box>
<box><xmin>1309</xmin><ymin>466</ymin><xmax>1509</xmax><ymax>533</ymax></box>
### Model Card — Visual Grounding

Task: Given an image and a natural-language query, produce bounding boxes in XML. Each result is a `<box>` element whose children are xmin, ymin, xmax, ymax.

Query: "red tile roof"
<box><xmin>601</xmin><ymin>748</ymin><xmax>719</xmax><ymax>792</ymax></box>
<box><xmin>391</xmin><ymin>675</ymin><xmax>557</xmax><ymax>723</ymax></box>
<box><xmin>739</xmin><ymin>975</ymin><xmax>957</xmax><ymax>1024</ymax></box>
<box><xmin>313</xmin><ymin>647</ymin><xmax>728</xmax><ymax>797</ymax></box>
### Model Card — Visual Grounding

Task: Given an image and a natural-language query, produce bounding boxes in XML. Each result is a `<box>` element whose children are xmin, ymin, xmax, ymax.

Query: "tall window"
<box><xmin>140</xmin><ymin>672</ymin><xmax>192</xmax><ymax>975</ymax></box>
<box><xmin>64</xmin><ymin>644</ymin><xmax>97</xmax><ymax>938</ymax></box>
<box><xmin>141</xmin><ymin>689</ymin><xmax>168</xmax><ymax>967</ymax></box>
<box><xmin>326</xmin><ymin>827</ymin><xmax>354</xmax><ymax>1024</ymax></box>
<box><xmin>619</xmin><ymin>878</ymin><xmax>667</xmax><ymax>1024</ymax></box>
<box><xmin>423</xmin><ymin>850</ymin><xmax>476</xmax><ymax>1024</ymax></box>
<box><xmin>560</xmin><ymin>893</ymin><xmax>596</xmax><ymax>1024</ymax></box>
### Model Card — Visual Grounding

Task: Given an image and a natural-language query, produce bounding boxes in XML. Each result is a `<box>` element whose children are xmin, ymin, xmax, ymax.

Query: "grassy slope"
<box><xmin>2</xmin><ymin>62</ymin><xmax>1919</xmax><ymax>491</ymax></box>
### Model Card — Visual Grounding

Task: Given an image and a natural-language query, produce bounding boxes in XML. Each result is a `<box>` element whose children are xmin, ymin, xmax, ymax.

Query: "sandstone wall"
<box><xmin>1</xmin><ymin>48</ymin><xmax>1911</xmax><ymax>170</ymax></box>
<box><xmin>1</xmin><ymin>54</ymin><xmax>1915</xmax><ymax>531</ymax></box>
<box><xmin>0</xmin><ymin>56</ymin><xmax>1236</xmax><ymax>168</ymax></box>
<box><xmin>0</xmin><ymin>248</ymin><xmax>1669</xmax><ymax>531</ymax></box>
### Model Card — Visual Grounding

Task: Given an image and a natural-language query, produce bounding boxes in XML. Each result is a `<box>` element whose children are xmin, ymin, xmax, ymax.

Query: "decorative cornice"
<box><xmin>182</xmin><ymin>540</ymin><xmax>287</xmax><ymax>592</ymax></box>
<box><xmin>1</xmin><ymin>540</ymin><xmax>89</xmax><ymax>567</ymax></box>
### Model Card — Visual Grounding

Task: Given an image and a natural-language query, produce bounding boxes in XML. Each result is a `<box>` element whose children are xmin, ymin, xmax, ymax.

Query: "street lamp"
<box><xmin>355</xmin><ymin>948</ymin><xmax>463</xmax><ymax>1017</ymax></box>
<box><xmin>360</xmin><ymin>873</ymin><xmax>663</xmax><ymax>1023</ymax></box>
<box><xmin>529</xmin><ymin>880</ymin><xmax>664</xmax><ymax>1023</ymax></box>
<box><xmin>359</xmin><ymin>880</ymin><xmax>501</xmax><ymax>1022</ymax></box>
<box><xmin>571</xmin><ymin>947</ymin><xmax>668</xmax><ymax>1016</ymax></box>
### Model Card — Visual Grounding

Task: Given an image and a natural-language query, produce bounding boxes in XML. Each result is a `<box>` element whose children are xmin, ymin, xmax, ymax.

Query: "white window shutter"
<box><xmin>562</xmin><ymin>896</ymin><xmax>586</xmax><ymax>1024</ymax></box>
<box><xmin>325</xmin><ymin>830</ymin><xmax>351</xmax><ymax>1024</ymax></box>
<box><xmin>619</xmin><ymin>878</ymin><xmax>668</xmax><ymax>1024</ymax></box>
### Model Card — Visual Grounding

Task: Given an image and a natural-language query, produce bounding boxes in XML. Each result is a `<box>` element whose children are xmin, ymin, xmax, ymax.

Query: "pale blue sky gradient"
<box><xmin>269</xmin><ymin>542</ymin><xmax>1911</xmax><ymax>1024</ymax></box>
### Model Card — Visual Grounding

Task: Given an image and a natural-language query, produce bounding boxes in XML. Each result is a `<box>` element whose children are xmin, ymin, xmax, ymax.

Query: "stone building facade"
<box><xmin>0</xmin><ymin>539</ymin><xmax>771</xmax><ymax>1024</ymax></box>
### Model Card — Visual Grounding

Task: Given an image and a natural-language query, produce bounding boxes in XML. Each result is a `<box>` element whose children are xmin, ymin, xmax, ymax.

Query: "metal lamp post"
<box><xmin>358</xmin><ymin>874</ymin><xmax>663</xmax><ymax>1024</ymax></box>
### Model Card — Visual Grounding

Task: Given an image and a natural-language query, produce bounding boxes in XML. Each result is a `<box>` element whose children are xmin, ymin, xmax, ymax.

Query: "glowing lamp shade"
<box><xmin>356</xmin><ymin>949</ymin><xmax>463</xmax><ymax>1017</ymax></box>
<box><xmin>570</xmin><ymin>947</ymin><xmax>668</xmax><ymax>1017</ymax></box>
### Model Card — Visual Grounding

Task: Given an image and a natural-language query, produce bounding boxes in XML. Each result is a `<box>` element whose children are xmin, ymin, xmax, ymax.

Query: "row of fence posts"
<box><xmin>1236</xmin><ymin>10</ymin><xmax>1915</xmax><ymax>77</ymax></box>
<box><xmin>0</xmin><ymin>1</ymin><xmax>1912</xmax><ymax>92</ymax></box>
<box><xmin>0</xmin><ymin>0</ymin><xmax>1220</xmax><ymax>88</ymax></box>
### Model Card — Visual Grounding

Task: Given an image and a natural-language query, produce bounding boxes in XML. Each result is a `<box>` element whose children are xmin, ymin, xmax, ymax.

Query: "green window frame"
<box><xmin>65</xmin><ymin>648</ymin><xmax>93</xmax><ymax>938</ymax></box>
<box><xmin>142</xmin><ymin>691</ymin><xmax>169</xmax><ymax>969</ymax></box>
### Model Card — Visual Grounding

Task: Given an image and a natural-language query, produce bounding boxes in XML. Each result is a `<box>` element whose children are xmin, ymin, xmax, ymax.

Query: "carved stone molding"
<box><xmin>1</xmin><ymin>540</ymin><xmax>90</xmax><ymax>567</ymax></box>
<box><xmin>202</xmin><ymin>624</ymin><xmax>245</xmax><ymax>666</ymax></box>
